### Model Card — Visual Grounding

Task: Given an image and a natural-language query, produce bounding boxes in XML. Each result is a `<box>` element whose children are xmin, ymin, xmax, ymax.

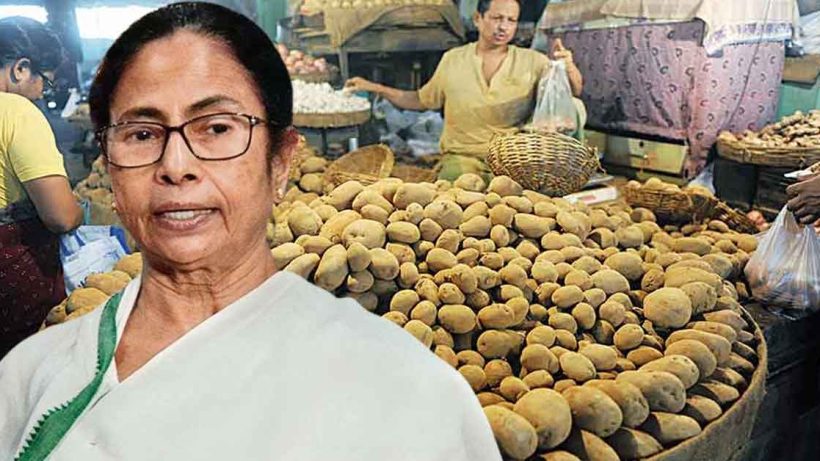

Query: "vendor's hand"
<box><xmin>552</xmin><ymin>38</ymin><xmax>574</xmax><ymax>66</ymax></box>
<box><xmin>786</xmin><ymin>173</ymin><xmax>820</xmax><ymax>224</ymax></box>
<box><xmin>344</xmin><ymin>77</ymin><xmax>378</xmax><ymax>94</ymax></box>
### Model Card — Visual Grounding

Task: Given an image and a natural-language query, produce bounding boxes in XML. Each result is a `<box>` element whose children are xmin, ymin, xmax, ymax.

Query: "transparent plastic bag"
<box><xmin>744</xmin><ymin>207</ymin><xmax>820</xmax><ymax>310</ymax></box>
<box><xmin>531</xmin><ymin>60</ymin><xmax>577</xmax><ymax>133</ymax></box>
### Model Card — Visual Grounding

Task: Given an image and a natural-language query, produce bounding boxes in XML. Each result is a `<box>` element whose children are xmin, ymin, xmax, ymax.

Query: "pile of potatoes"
<box><xmin>286</xmin><ymin>138</ymin><xmax>330</xmax><ymax>198</ymax></box>
<box><xmin>269</xmin><ymin>173</ymin><xmax>761</xmax><ymax>460</ymax></box>
<box><xmin>73</xmin><ymin>156</ymin><xmax>114</xmax><ymax>209</ymax></box>
<box><xmin>41</xmin><ymin>253</ymin><xmax>143</xmax><ymax>329</ymax></box>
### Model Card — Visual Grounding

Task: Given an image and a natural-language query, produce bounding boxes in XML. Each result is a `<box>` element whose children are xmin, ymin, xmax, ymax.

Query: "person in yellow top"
<box><xmin>0</xmin><ymin>17</ymin><xmax>83</xmax><ymax>357</ymax></box>
<box><xmin>345</xmin><ymin>0</ymin><xmax>584</xmax><ymax>181</ymax></box>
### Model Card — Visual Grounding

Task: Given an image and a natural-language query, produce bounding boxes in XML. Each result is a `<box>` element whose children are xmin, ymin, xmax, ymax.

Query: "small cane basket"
<box><xmin>323</xmin><ymin>144</ymin><xmax>394</xmax><ymax>190</ymax></box>
<box><xmin>487</xmin><ymin>129</ymin><xmax>601</xmax><ymax>197</ymax></box>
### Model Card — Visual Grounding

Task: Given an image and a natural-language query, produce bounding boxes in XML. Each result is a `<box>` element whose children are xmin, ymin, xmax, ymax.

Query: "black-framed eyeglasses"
<box><xmin>95</xmin><ymin>112</ymin><xmax>272</xmax><ymax>168</ymax></box>
<box><xmin>37</xmin><ymin>71</ymin><xmax>55</xmax><ymax>91</ymax></box>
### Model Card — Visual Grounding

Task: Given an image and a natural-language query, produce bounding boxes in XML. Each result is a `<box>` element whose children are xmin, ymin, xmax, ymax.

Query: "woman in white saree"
<box><xmin>0</xmin><ymin>3</ymin><xmax>501</xmax><ymax>460</ymax></box>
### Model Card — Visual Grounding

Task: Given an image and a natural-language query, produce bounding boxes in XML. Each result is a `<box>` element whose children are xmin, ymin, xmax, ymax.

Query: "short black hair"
<box><xmin>477</xmin><ymin>0</ymin><xmax>522</xmax><ymax>16</ymax></box>
<box><xmin>89</xmin><ymin>1</ymin><xmax>291</xmax><ymax>159</ymax></box>
<box><xmin>0</xmin><ymin>16</ymin><xmax>65</xmax><ymax>73</ymax></box>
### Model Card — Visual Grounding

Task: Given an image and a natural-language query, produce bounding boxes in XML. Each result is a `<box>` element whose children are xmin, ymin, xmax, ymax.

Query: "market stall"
<box><xmin>533</xmin><ymin>0</ymin><xmax>798</xmax><ymax>173</ymax></box>
<box><xmin>287</xmin><ymin>0</ymin><xmax>465</xmax><ymax>81</ymax></box>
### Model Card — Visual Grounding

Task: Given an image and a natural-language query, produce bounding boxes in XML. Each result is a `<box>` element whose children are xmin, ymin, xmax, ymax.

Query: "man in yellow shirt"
<box><xmin>1</xmin><ymin>17</ymin><xmax>82</xmax><ymax>357</ymax></box>
<box><xmin>345</xmin><ymin>0</ymin><xmax>583</xmax><ymax>181</ymax></box>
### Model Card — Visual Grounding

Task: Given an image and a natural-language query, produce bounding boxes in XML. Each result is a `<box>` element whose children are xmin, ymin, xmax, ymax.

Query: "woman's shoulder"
<box><xmin>0</xmin><ymin>92</ymin><xmax>41</xmax><ymax>116</ymax></box>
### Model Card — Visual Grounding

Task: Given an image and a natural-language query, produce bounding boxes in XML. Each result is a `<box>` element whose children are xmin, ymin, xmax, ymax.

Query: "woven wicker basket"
<box><xmin>293</xmin><ymin>109</ymin><xmax>371</xmax><ymax>128</ymax></box>
<box><xmin>323</xmin><ymin>144</ymin><xmax>394</xmax><ymax>190</ymax></box>
<box><xmin>649</xmin><ymin>306</ymin><xmax>766</xmax><ymax>461</ymax></box>
<box><xmin>717</xmin><ymin>136</ymin><xmax>820</xmax><ymax>168</ymax></box>
<box><xmin>711</xmin><ymin>202</ymin><xmax>759</xmax><ymax>234</ymax></box>
<box><xmin>622</xmin><ymin>185</ymin><xmax>717</xmax><ymax>224</ymax></box>
<box><xmin>487</xmin><ymin>130</ymin><xmax>600</xmax><ymax>197</ymax></box>
<box><xmin>390</xmin><ymin>164</ymin><xmax>437</xmax><ymax>183</ymax></box>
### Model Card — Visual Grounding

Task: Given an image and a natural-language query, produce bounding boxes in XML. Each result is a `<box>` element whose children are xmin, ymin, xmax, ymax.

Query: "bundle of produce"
<box><xmin>42</xmin><ymin>253</ymin><xmax>143</xmax><ymax>328</ymax></box>
<box><xmin>266</xmin><ymin>174</ymin><xmax>762</xmax><ymax>460</ymax></box>
<box><xmin>275</xmin><ymin>43</ymin><xmax>335</xmax><ymax>82</ymax></box>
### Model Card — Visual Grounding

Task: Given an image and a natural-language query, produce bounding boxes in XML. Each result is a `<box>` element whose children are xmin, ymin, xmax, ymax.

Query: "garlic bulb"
<box><xmin>293</xmin><ymin>81</ymin><xmax>370</xmax><ymax>114</ymax></box>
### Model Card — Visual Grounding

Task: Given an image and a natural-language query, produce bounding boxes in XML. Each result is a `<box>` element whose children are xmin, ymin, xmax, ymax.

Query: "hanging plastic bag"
<box><xmin>744</xmin><ymin>207</ymin><xmax>820</xmax><ymax>310</ymax></box>
<box><xmin>60</xmin><ymin>225</ymin><xmax>130</xmax><ymax>294</ymax></box>
<box><xmin>530</xmin><ymin>59</ymin><xmax>578</xmax><ymax>134</ymax></box>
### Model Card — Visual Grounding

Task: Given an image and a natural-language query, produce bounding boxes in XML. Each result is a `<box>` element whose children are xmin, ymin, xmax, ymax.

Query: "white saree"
<box><xmin>0</xmin><ymin>271</ymin><xmax>501</xmax><ymax>461</ymax></box>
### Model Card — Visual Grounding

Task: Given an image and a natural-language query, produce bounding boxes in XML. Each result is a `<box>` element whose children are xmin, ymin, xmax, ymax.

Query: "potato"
<box><xmin>563</xmin><ymin>386</ymin><xmax>623</xmax><ymax>438</ymax></box>
<box><xmin>455</xmin><ymin>349</ymin><xmax>485</xmax><ymax>368</ymax></box>
<box><xmin>360</xmin><ymin>204</ymin><xmax>389</xmax><ymax>224</ymax></box>
<box><xmin>664</xmin><ymin>339</ymin><xmax>717</xmax><ymax>379</ymax></box>
<box><xmin>84</xmin><ymin>273</ymin><xmax>128</xmax><ymax>296</ymax></box>
<box><xmin>583</xmin><ymin>289</ymin><xmax>607</xmax><ymax>309</ymax></box>
<box><xmin>641</xmin><ymin>269</ymin><xmax>665</xmax><ymax>293</ymax></box>
<box><xmin>367</xmin><ymin>248</ymin><xmax>399</xmax><ymax>281</ymax></box>
<box><xmin>642</xmin><ymin>287</ymin><xmax>692</xmax><ymax>329</ymax></box>
<box><xmin>616</xmin><ymin>371</ymin><xmax>686</xmax><ymax>413</ymax></box>
<box><xmin>523</xmin><ymin>370</ymin><xmax>555</xmax><ymax>389</ymax></box>
<box><xmin>385</xmin><ymin>221</ymin><xmax>420</xmax><ymax>244</ymax></box>
<box><xmin>591</xmin><ymin>270</ymin><xmax>630</xmax><ymax>295</ymax></box>
<box><xmin>664</xmin><ymin>267</ymin><xmax>722</xmax><ymax>291</ymax></box>
<box><xmin>673</xmin><ymin>237</ymin><xmax>712</xmax><ymax>256</ymax></box>
<box><xmin>426</xmin><ymin>248</ymin><xmax>458</xmax><ymax>273</ymax></box>
<box><xmin>727</xmin><ymin>353</ymin><xmax>755</xmax><ymax>376</ymax></box>
<box><xmin>403</xmin><ymin>320</ymin><xmax>433</xmax><ymax>348</ymax></box>
<box><xmin>564</xmin><ymin>270</ymin><xmax>594</xmax><ymax>291</ymax></box>
<box><xmin>481</xmin><ymin>359</ymin><xmax>511</xmax><ymax>388</ymax></box>
<box><xmin>604</xmin><ymin>253</ymin><xmax>644</xmax><ymax>282</ymax></box>
<box><xmin>736</xmin><ymin>234</ymin><xmax>758</xmax><ymax>253</ymax></box>
<box><xmin>521</xmin><ymin>344</ymin><xmax>560</xmax><ymax>373</ymax></box>
<box><xmin>478</xmin><ymin>330</ymin><xmax>517</xmax><ymax>359</ymax></box>
<box><xmin>554</xmin><ymin>379</ymin><xmax>577</xmax><ymax>393</ymax></box>
<box><xmin>572</xmin><ymin>303</ymin><xmax>597</xmax><ymax>330</ymax></box>
<box><xmin>562</xmin><ymin>428</ymin><xmax>620</xmax><ymax>461</ymax></box>
<box><xmin>460</xmin><ymin>215</ymin><xmax>492</xmax><ymax>238</ymax></box>
<box><xmin>499</xmin><ymin>264</ymin><xmax>528</xmax><ymax>289</ymax></box>
<box><xmin>283</xmin><ymin>253</ymin><xmax>320</xmax><ymax>278</ymax></box>
<box><xmin>614</xmin><ymin>324</ymin><xmax>644</xmax><ymax>351</ymax></box>
<box><xmin>580</xmin><ymin>344</ymin><xmax>618</xmax><ymax>371</ymax></box>
<box><xmin>607</xmin><ymin>428</ymin><xmax>663</xmax><ymax>459</ymax></box>
<box><xmin>513</xmin><ymin>388</ymin><xmax>573</xmax><ymax>449</ymax></box>
<box><xmin>477</xmin><ymin>392</ymin><xmax>506</xmax><ymax>407</ymax></box>
<box><xmin>585</xmin><ymin>380</ymin><xmax>649</xmax><ymax>428</ymax></box>
<box><xmin>484</xmin><ymin>405</ymin><xmax>538</xmax><ymax>460</ymax></box>
<box><xmin>66</xmin><ymin>287</ymin><xmax>109</xmax><ymax>315</ymax></box>
<box><xmin>454</xmin><ymin>173</ymin><xmax>486</xmax><ymax>192</ymax></box>
<box><xmin>418</xmin><ymin>218</ymin><xmax>444</xmax><ymax>242</ymax></box>
<box><xmin>690</xmin><ymin>379</ymin><xmax>741</xmax><ymax>406</ymax></box>
<box><xmin>641</xmin><ymin>412</ymin><xmax>701</xmax><ymax>445</ymax></box>
<box><xmin>287</xmin><ymin>206</ymin><xmax>323</xmax><ymax>237</ymax></box>
<box><xmin>589</xmin><ymin>228</ymin><xmax>618</xmax><ymax>249</ymax></box>
<box><xmin>640</xmin><ymin>355</ymin><xmax>700</xmax><ymax>389</ymax></box>
<box><xmin>500</xmin><ymin>376</ymin><xmax>531</xmax><ymax>402</ymax></box>
<box><xmin>703</xmin><ymin>310</ymin><xmax>748</xmax><ymax>334</ymax></box>
<box><xmin>590</xmin><ymin>320</ymin><xmax>616</xmax><ymax>346</ymax></box>
<box><xmin>559</xmin><ymin>352</ymin><xmax>597</xmax><ymax>382</ymax></box>
<box><xmin>711</xmin><ymin>367</ymin><xmax>748</xmax><ymax>389</ymax></box>
<box><xmin>687</xmin><ymin>321</ymin><xmax>738</xmax><ymax>343</ymax></box>
<box><xmin>552</xmin><ymin>285</ymin><xmax>585</xmax><ymax>309</ymax></box>
<box><xmin>393</xmin><ymin>183</ymin><xmax>436</xmax><ymax>209</ymax></box>
<box><xmin>680</xmin><ymin>281</ymin><xmax>718</xmax><ymax>315</ymax></box>
<box><xmin>488</xmin><ymin>176</ymin><xmax>524</xmax><ymax>197</ymax></box>
<box><xmin>667</xmin><ymin>329</ymin><xmax>731</xmax><ymax>366</ymax></box>
<box><xmin>732</xmin><ymin>341</ymin><xmax>757</xmax><ymax>363</ymax></box>
<box><xmin>682</xmin><ymin>395</ymin><xmax>723</xmax><ymax>425</ymax></box>
<box><xmin>526</xmin><ymin>325</ymin><xmax>557</xmax><ymax>348</ymax></box>
<box><xmin>598</xmin><ymin>301</ymin><xmax>626</xmax><ymax>328</ymax></box>
<box><xmin>423</xmin><ymin>199</ymin><xmax>463</xmax><ymax>230</ymax></box>
<box><xmin>459</xmin><ymin>365</ymin><xmax>487</xmax><ymax>392</ymax></box>
<box><xmin>514</xmin><ymin>214</ymin><xmax>553</xmax><ymax>238</ymax></box>
<box><xmin>616</xmin><ymin>225</ymin><xmax>645</xmax><ymax>248</ymax></box>
<box><xmin>478</xmin><ymin>304</ymin><xmax>516</xmax><ymax>329</ymax></box>
<box><xmin>437</xmin><ymin>304</ymin><xmax>477</xmax><ymax>334</ymax></box>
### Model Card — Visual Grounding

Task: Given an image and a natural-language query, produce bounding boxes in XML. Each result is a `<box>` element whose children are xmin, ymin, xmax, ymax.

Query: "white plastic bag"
<box><xmin>531</xmin><ymin>60</ymin><xmax>578</xmax><ymax>133</ymax></box>
<box><xmin>60</xmin><ymin>226</ymin><xmax>130</xmax><ymax>293</ymax></box>
<box><xmin>745</xmin><ymin>207</ymin><xmax>820</xmax><ymax>310</ymax></box>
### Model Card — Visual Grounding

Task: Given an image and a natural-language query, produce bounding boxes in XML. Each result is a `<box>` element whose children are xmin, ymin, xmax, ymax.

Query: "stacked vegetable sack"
<box><xmin>268</xmin><ymin>173</ymin><xmax>761</xmax><ymax>461</ymax></box>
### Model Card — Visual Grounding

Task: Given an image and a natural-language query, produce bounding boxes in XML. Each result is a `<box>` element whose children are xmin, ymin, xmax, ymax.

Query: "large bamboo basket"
<box><xmin>622</xmin><ymin>185</ymin><xmax>718</xmax><ymax>224</ymax></box>
<box><xmin>323</xmin><ymin>144</ymin><xmax>394</xmax><ymax>190</ymax></box>
<box><xmin>293</xmin><ymin>108</ymin><xmax>371</xmax><ymax>129</ymax></box>
<box><xmin>648</xmin><ymin>306</ymin><xmax>766</xmax><ymax>461</ymax></box>
<box><xmin>390</xmin><ymin>164</ymin><xmax>437</xmax><ymax>183</ymax></box>
<box><xmin>717</xmin><ymin>136</ymin><xmax>820</xmax><ymax>168</ymax></box>
<box><xmin>487</xmin><ymin>130</ymin><xmax>601</xmax><ymax>197</ymax></box>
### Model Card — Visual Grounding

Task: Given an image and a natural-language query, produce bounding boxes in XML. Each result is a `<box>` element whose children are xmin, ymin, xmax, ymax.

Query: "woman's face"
<box><xmin>107</xmin><ymin>31</ymin><xmax>292</xmax><ymax>271</ymax></box>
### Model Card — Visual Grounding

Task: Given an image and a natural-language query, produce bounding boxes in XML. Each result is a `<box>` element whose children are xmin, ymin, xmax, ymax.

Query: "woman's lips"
<box><xmin>152</xmin><ymin>208</ymin><xmax>217</xmax><ymax>232</ymax></box>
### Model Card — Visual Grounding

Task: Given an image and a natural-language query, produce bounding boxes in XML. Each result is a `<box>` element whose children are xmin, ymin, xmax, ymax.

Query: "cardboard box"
<box><xmin>604</xmin><ymin>134</ymin><xmax>688</xmax><ymax>175</ymax></box>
